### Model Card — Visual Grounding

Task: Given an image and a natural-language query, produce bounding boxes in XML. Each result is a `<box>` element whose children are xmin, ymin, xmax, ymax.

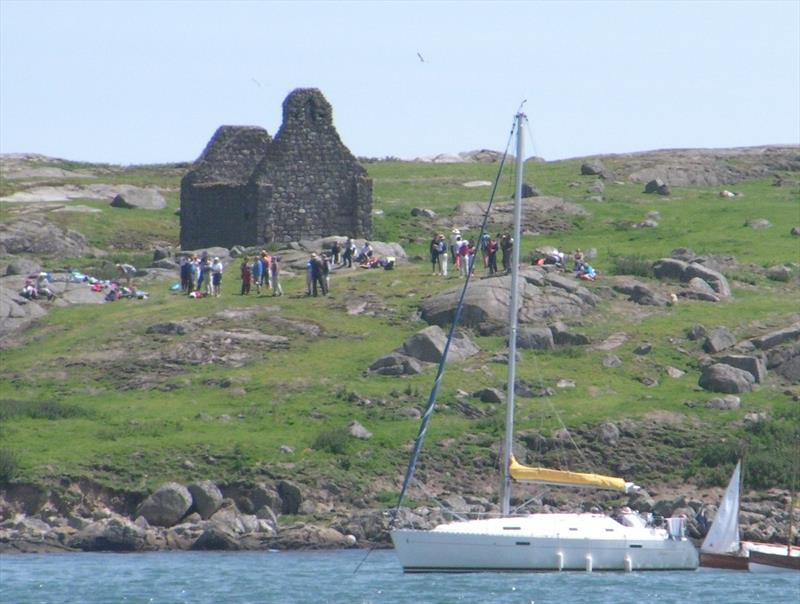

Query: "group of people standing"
<box><xmin>177</xmin><ymin>239</ymin><xmax>375</xmax><ymax>301</ymax></box>
<box><xmin>179</xmin><ymin>251</ymin><xmax>283</xmax><ymax>298</ymax></box>
<box><xmin>180</xmin><ymin>253</ymin><xmax>224</xmax><ymax>297</ymax></box>
<box><xmin>306</xmin><ymin>252</ymin><xmax>330</xmax><ymax>297</ymax></box>
<box><xmin>429</xmin><ymin>228</ymin><xmax>514</xmax><ymax>278</ymax></box>
<box><xmin>240</xmin><ymin>251</ymin><xmax>283</xmax><ymax>296</ymax></box>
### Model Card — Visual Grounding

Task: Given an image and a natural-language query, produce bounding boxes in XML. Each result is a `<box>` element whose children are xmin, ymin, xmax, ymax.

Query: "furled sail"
<box><xmin>509</xmin><ymin>456</ymin><xmax>635</xmax><ymax>493</ymax></box>
<box><xmin>701</xmin><ymin>461</ymin><xmax>741</xmax><ymax>554</ymax></box>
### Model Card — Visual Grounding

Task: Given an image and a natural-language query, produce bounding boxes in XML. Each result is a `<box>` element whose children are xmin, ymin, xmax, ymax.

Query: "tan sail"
<box><xmin>509</xmin><ymin>456</ymin><xmax>631</xmax><ymax>492</ymax></box>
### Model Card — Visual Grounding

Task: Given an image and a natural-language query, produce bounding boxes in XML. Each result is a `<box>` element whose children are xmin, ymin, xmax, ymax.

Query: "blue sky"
<box><xmin>1</xmin><ymin>0</ymin><xmax>798</xmax><ymax>165</ymax></box>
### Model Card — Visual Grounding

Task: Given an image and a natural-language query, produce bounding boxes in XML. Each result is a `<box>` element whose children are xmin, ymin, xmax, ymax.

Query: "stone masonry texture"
<box><xmin>180</xmin><ymin>89</ymin><xmax>372</xmax><ymax>249</ymax></box>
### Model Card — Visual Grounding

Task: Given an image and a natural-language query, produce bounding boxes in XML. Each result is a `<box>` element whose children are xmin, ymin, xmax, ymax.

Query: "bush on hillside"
<box><xmin>610</xmin><ymin>254</ymin><xmax>652</xmax><ymax>277</ymax></box>
<box><xmin>0</xmin><ymin>399</ymin><xmax>89</xmax><ymax>421</ymax></box>
<box><xmin>611</xmin><ymin>220</ymin><xmax>637</xmax><ymax>231</ymax></box>
<box><xmin>0</xmin><ymin>448</ymin><xmax>20</xmax><ymax>485</ymax></box>
<box><xmin>742</xmin><ymin>411</ymin><xmax>799</xmax><ymax>490</ymax></box>
<box><xmin>313</xmin><ymin>427</ymin><xmax>349</xmax><ymax>455</ymax></box>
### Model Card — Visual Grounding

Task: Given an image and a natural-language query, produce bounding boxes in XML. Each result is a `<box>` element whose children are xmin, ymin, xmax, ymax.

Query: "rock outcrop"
<box><xmin>0</xmin><ymin>218</ymin><xmax>94</xmax><ymax>257</ymax></box>
<box><xmin>72</xmin><ymin>517</ymin><xmax>147</xmax><ymax>552</ymax></box>
<box><xmin>644</xmin><ymin>178</ymin><xmax>671</xmax><ymax>195</ymax></box>
<box><xmin>580</xmin><ymin>159</ymin><xmax>610</xmax><ymax>179</ymax></box>
<box><xmin>420</xmin><ymin>269</ymin><xmax>597</xmax><ymax>336</ymax></box>
<box><xmin>653</xmin><ymin>258</ymin><xmax>731</xmax><ymax>298</ymax></box>
<box><xmin>401</xmin><ymin>325</ymin><xmax>479</xmax><ymax>363</ymax></box>
<box><xmin>703</xmin><ymin>327</ymin><xmax>737</xmax><ymax>353</ymax></box>
<box><xmin>110</xmin><ymin>187</ymin><xmax>167</xmax><ymax>210</ymax></box>
<box><xmin>368</xmin><ymin>352</ymin><xmax>422</xmax><ymax>376</ymax></box>
<box><xmin>136</xmin><ymin>483</ymin><xmax>193</xmax><ymax>527</ymax></box>
<box><xmin>699</xmin><ymin>363</ymin><xmax>755</xmax><ymax>393</ymax></box>
<box><xmin>717</xmin><ymin>354</ymin><xmax>766</xmax><ymax>384</ymax></box>
<box><xmin>188</xmin><ymin>481</ymin><xmax>224</xmax><ymax>519</ymax></box>
<box><xmin>749</xmin><ymin>323</ymin><xmax>800</xmax><ymax>384</ymax></box>
<box><xmin>516</xmin><ymin>327</ymin><xmax>554</xmax><ymax>350</ymax></box>
<box><xmin>612</xmin><ymin>279</ymin><xmax>671</xmax><ymax>307</ymax></box>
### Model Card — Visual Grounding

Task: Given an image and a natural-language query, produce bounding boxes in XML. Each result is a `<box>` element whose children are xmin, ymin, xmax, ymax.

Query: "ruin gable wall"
<box><xmin>180</xmin><ymin>89</ymin><xmax>371</xmax><ymax>249</ymax></box>
<box><xmin>249</xmin><ymin>88</ymin><xmax>372</xmax><ymax>242</ymax></box>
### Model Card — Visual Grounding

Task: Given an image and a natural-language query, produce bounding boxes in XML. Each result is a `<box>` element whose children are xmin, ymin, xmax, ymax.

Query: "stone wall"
<box><xmin>180</xmin><ymin>184</ymin><xmax>258</xmax><ymax>251</ymax></box>
<box><xmin>184</xmin><ymin>125</ymin><xmax>272</xmax><ymax>186</ymax></box>
<box><xmin>180</xmin><ymin>126</ymin><xmax>271</xmax><ymax>250</ymax></box>
<box><xmin>180</xmin><ymin>89</ymin><xmax>372</xmax><ymax>249</ymax></box>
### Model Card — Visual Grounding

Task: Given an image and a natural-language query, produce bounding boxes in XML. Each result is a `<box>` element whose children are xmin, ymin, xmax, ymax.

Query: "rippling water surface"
<box><xmin>2</xmin><ymin>550</ymin><xmax>798</xmax><ymax>603</ymax></box>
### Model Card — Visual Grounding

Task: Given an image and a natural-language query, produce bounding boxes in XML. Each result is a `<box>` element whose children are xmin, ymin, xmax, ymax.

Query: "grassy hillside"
<box><xmin>1</xmin><ymin>153</ymin><xmax>798</xmax><ymax>504</ymax></box>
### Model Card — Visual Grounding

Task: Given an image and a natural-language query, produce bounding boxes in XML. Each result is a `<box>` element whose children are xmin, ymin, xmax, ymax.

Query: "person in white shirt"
<box><xmin>210</xmin><ymin>257</ymin><xmax>224</xmax><ymax>297</ymax></box>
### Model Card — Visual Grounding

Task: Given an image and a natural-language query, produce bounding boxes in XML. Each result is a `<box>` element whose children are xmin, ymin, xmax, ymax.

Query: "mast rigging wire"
<box><xmin>389</xmin><ymin>115</ymin><xmax>520</xmax><ymax>525</ymax></box>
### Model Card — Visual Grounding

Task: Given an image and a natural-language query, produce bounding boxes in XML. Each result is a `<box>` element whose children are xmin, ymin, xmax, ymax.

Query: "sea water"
<box><xmin>1</xmin><ymin>550</ymin><xmax>797</xmax><ymax>604</ymax></box>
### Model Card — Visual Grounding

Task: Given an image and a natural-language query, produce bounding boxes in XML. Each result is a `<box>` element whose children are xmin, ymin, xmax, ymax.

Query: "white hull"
<box><xmin>392</xmin><ymin>513</ymin><xmax>698</xmax><ymax>572</ymax></box>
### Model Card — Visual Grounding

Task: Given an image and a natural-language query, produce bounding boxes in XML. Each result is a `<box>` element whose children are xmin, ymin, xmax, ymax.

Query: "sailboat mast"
<box><xmin>501</xmin><ymin>112</ymin><xmax>526</xmax><ymax>516</ymax></box>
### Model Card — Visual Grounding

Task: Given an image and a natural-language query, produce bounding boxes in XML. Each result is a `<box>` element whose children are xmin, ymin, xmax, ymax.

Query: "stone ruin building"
<box><xmin>180</xmin><ymin>88</ymin><xmax>373</xmax><ymax>250</ymax></box>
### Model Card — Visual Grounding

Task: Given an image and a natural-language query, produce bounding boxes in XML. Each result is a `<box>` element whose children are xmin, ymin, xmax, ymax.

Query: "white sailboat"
<box><xmin>699</xmin><ymin>461</ymin><xmax>749</xmax><ymax>570</ymax></box>
<box><xmin>700</xmin><ymin>461</ymin><xmax>799</xmax><ymax>572</ymax></box>
<box><xmin>390</xmin><ymin>112</ymin><xmax>699</xmax><ymax>572</ymax></box>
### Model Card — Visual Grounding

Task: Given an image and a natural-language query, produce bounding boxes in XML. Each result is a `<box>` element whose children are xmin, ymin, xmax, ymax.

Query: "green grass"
<box><xmin>1</xmin><ymin>156</ymin><xmax>798</xmax><ymax>498</ymax></box>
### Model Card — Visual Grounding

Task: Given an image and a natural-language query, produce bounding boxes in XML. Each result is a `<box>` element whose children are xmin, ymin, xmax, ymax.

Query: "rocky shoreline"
<box><xmin>1</xmin><ymin>477</ymin><xmax>796</xmax><ymax>554</ymax></box>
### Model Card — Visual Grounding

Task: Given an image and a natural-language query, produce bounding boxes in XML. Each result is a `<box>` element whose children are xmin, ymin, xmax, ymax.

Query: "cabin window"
<box><xmin>503</xmin><ymin>526</ymin><xmax>521</xmax><ymax>530</ymax></box>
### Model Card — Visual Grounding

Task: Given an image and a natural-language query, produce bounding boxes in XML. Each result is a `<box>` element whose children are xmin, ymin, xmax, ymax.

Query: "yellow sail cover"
<box><xmin>509</xmin><ymin>455</ymin><xmax>628</xmax><ymax>492</ymax></box>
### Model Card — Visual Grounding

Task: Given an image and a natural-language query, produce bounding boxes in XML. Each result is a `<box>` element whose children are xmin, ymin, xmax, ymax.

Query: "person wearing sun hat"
<box><xmin>437</xmin><ymin>233</ymin><xmax>449</xmax><ymax>277</ymax></box>
<box><xmin>309</xmin><ymin>252</ymin><xmax>327</xmax><ymax>297</ymax></box>
<box><xmin>450</xmin><ymin>228</ymin><xmax>461</xmax><ymax>260</ymax></box>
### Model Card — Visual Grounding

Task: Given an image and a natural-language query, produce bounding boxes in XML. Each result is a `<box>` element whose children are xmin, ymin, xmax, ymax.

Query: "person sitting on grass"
<box><xmin>356</xmin><ymin>241</ymin><xmax>373</xmax><ymax>264</ymax></box>
<box><xmin>576</xmin><ymin>263</ymin><xmax>597</xmax><ymax>281</ymax></box>
<box><xmin>20</xmin><ymin>279</ymin><xmax>38</xmax><ymax>300</ymax></box>
<box><xmin>35</xmin><ymin>272</ymin><xmax>56</xmax><ymax>301</ymax></box>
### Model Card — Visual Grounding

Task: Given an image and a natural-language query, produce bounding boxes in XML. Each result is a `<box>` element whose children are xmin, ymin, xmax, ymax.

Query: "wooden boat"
<box><xmin>747</xmin><ymin>543</ymin><xmax>800</xmax><ymax>572</ymax></box>
<box><xmin>699</xmin><ymin>461</ymin><xmax>748</xmax><ymax>570</ymax></box>
<box><xmin>699</xmin><ymin>460</ymin><xmax>799</xmax><ymax>572</ymax></box>
<box><xmin>698</xmin><ymin>551</ymin><xmax>749</xmax><ymax>571</ymax></box>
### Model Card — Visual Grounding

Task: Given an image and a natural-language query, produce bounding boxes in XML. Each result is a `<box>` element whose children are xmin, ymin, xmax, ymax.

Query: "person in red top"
<box><xmin>240</xmin><ymin>257</ymin><xmax>252</xmax><ymax>295</ymax></box>
<box><xmin>486</xmin><ymin>236</ymin><xmax>499</xmax><ymax>275</ymax></box>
